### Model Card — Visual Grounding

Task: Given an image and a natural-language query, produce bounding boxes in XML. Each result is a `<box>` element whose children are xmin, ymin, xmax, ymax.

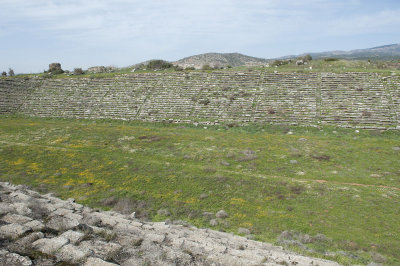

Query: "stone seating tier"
<box><xmin>0</xmin><ymin>71</ymin><xmax>399</xmax><ymax>129</ymax></box>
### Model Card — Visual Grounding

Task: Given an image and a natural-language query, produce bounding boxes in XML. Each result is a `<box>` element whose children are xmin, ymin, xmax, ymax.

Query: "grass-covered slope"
<box><xmin>0</xmin><ymin>116</ymin><xmax>399</xmax><ymax>265</ymax></box>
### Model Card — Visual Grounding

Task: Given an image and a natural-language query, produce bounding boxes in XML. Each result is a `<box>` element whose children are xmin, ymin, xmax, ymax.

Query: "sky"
<box><xmin>1</xmin><ymin>0</ymin><xmax>400</xmax><ymax>73</ymax></box>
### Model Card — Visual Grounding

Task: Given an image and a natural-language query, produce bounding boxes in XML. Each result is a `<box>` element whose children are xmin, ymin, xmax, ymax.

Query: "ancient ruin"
<box><xmin>0</xmin><ymin>182</ymin><xmax>339</xmax><ymax>265</ymax></box>
<box><xmin>1</xmin><ymin>71</ymin><xmax>399</xmax><ymax>129</ymax></box>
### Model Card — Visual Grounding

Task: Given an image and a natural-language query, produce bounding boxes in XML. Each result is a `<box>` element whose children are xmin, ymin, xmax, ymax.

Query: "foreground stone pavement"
<box><xmin>0</xmin><ymin>182</ymin><xmax>339</xmax><ymax>265</ymax></box>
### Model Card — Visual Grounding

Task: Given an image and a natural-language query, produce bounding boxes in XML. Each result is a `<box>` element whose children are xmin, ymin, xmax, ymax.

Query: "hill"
<box><xmin>173</xmin><ymin>52</ymin><xmax>270</xmax><ymax>69</ymax></box>
<box><xmin>281</xmin><ymin>43</ymin><xmax>400</xmax><ymax>60</ymax></box>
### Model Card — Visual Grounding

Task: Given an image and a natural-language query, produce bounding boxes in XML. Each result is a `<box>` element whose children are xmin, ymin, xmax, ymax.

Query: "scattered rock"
<box><xmin>209</xmin><ymin>219</ymin><xmax>219</xmax><ymax>226</ymax></box>
<box><xmin>202</xmin><ymin>212</ymin><xmax>214</xmax><ymax>220</ymax></box>
<box><xmin>300</xmin><ymin>234</ymin><xmax>312</xmax><ymax>244</ymax></box>
<box><xmin>238</xmin><ymin>227</ymin><xmax>251</xmax><ymax>235</ymax></box>
<box><xmin>370</xmin><ymin>174</ymin><xmax>382</xmax><ymax>178</ymax></box>
<box><xmin>157</xmin><ymin>209</ymin><xmax>171</xmax><ymax>216</ymax></box>
<box><xmin>215</xmin><ymin>210</ymin><xmax>229</xmax><ymax>219</ymax></box>
<box><xmin>371</xmin><ymin>252</ymin><xmax>387</xmax><ymax>263</ymax></box>
<box><xmin>392</xmin><ymin>146</ymin><xmax>400</xmax><ymax>151</ymax></box>
<box><xmin>220</xmin><ymin>160</ymin><xmax>230</xmax><ymax>166</ymax></box>
<box><xmin>279</xmin><ymin>230</ymin><xmax>293</xmax><ymax>240</ymax></box>
<box><xmin>199</xmin><ymin>193</ymin><xmax>208</xmax><ymax>200</ymax></box>
<box><xmin>290</xmin><ymin>160</ymin><xmax>298</xmax><ymax>164</ymax></box>
<box><xmin>313</xmin><ymin>233</ymin><xmax>330</xmax><ymax>243</ymax></box>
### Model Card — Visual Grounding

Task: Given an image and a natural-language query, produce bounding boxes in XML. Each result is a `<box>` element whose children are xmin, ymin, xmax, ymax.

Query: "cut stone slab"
<box><xmin>9</xmin><ymin>192</ymin><xmax>31</xmax><ymax>202</ymax></box>
<box><xmin>8</xmin><ymin>232</ymin><xmax>44</xmax><ymax>254</ymax></box>
<box><xmin>0</xmin><ymin>224</ymin><xmax>32</xmax><ymax>239</ymax></box>
<box><xmin>79</xmin><ymin>240</ymin><xmax>122</xmax><ymax>260</ymax></box>
<box><xmin>11</xmin><ymin>202</ymin><xmax>32</xmax><ymax>216</ymax></box>
<box><xmin>1</xmin><ymin>213</ymin><xmax>32</xmax><ymax>225</ymax></box>
<box><xmin>0</xmin><ymin>202</ymin><xmax>14</xmax><ymax>215</ymax></box>
<box><xmin>56</xmin><ymin>244</ymin><xmax>89</xmax><ymax>264</ymax></box>
<box><xmin>24</xmin><ymin>220</ymin><xmax>44</xmax><ymax>231</ymax></box>
<box><xmin>84</xmin><ymin>257</ymin><xmax>118</xmax><ymax>266</ymax></box>
<box><xmin>60</xmin><ymin>230</ymin><xmax>85</xmax><ymax>244</ymax></box>
<box><xmin>32</xmin><ymin>236</ymin><xmax>69</xmax><ymax>254</ymax></box>
<box><xmin>0</xmin><ymin>249</ymin><xmax>32</xmax><ymax>266</ymax></box>
<box><xmin>46</xmin><ymin>215</ymin><xmax>80</xmax><ymax>231</ymax></box>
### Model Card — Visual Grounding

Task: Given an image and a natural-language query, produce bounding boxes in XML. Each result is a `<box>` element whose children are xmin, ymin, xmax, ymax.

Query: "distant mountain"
<box><xmin>173</xmin><ymin>53</ymin><xmax>270</xmax><ymax>69</ymax></box>
<box><xmin>280</xmin><ymin>44</ymin><xmax>400</xmax><ymax>60</ymax></box>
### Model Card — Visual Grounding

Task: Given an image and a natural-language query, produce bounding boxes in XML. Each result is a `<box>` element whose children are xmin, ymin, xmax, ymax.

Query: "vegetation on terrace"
<box><xmin>0</xmin><ymin>116</ymin><xmax>399</xmax><ymax>265</ymax></box>
<box><xmin>2</xmin><ymin>58</ymin><xmax>400</xmax><ymax>79</ymax></box>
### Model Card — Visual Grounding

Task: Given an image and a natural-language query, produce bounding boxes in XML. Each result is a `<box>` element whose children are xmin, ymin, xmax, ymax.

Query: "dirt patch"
<box><xmin>138</xmin><ymin>135</ymin><xmax>163</xmax><ymax>142</ymax></box>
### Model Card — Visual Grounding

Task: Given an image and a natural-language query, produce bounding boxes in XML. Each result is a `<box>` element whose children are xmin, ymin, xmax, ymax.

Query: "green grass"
<box><xmin>1</xmin><ymin>116</ymin><xmax>399</xmax><ymax>265</ymax></box>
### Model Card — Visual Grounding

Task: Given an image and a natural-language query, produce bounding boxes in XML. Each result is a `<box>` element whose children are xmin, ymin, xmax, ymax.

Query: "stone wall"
<box><xmin>0</xmin><ymin>71</ymin><xmax>399</xmax><ymax>129</ymax></box>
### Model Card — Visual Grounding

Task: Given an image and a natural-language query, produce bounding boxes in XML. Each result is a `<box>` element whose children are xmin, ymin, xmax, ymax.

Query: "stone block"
<box><xmin>0</xmin><ymin>224</ymin><xmax>32</xmax><ymax>239</ymax></box>
<box><xmin>84</xmin><ymin>257</ymin><xmax>118</xmax><ymax>266</ymax></box>
<box><xmin>32</xmin><ymin>236</ymin><xmax>69</xmax><ymax>254</ymax></box>
<box><xmin>0</xmin><ymin>249</ymin><xmax>32</xmax><ymax>266</ymax></box>
<box><xmin>1</xmin><ymin>213</ymin><xmax>32</xmax><ymax>225</ymax></box>
<box><xmin>56</xmin><ymin>244</ymin><xmax>89</xmax><ymax>264</ymax></box>
<box><xmin>60</xmin><ymin>230</ymin><xmax>85</xmax><ymax>244</ymax></box>
<box><xmin>46</xmin><ymin>214</ymin><xmax>81</xmax><ymax>232</ymax></box>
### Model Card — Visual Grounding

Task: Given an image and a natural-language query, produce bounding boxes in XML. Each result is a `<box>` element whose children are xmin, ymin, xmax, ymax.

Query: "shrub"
<box><xmin>1</xmin><ymin>71</ymin><xmax>6</xmax><ymax>77</ymax></box>
<box><xmin>147</xmin><ymin>60</ymin><xmax>172</xmax><ymax>70</ymax></box>
<box><xmin>185</xmin><ymin>66</ymin><xmax>195</xmax><ymax>70</ymax></box>
<box><xmin>198</xmin><ymin>98</ymin><xmax>210</xmax><ymax>105</ymax></box>
<box><xmin>362</xmin><ymin>110</ymin><xmax>372</xmax><ymax>117</ymax></box>
<box><xmin>73</xmin><ymin>68</ymin><xmax>84</xmax><ymax>75</ymax></box>
<box><xmin>202</xmin><ymin>64</ymin><xmax>212</xmax><ymax>70</ymax></box>
<box><xmin>324</xmin><ymin>58</ymin><xmax>339</xmax><ymax>62</ymax></box>
<box><xmin>304</xmin><ymin>54</ymin><xmax>312</xmax><ymax>61</ymax></box>
<box><xmin>8</xmin><ymin>68</ymin><xmax>15</xmax><ymax>76</ymax></box>
<box><xmin>272</xmin><ymin>60</ymin><xmax>289</xmax><ymax>66</ymax></box>
<box><xmin>173</xmin><ymin>65</ymin><xmax>184</xmax><ymax>71</ymax></box>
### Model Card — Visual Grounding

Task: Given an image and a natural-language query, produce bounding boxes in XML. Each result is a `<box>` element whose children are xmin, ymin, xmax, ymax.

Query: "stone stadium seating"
<box><xmin>0</xmin><ymin>71</ymin><xmax>399</xmax><ymax>129</ymax></box>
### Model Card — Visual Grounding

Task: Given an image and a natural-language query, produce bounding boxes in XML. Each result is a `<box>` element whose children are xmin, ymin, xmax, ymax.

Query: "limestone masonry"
<box><xmin>0</xmin><ymin>71</ymin><xmax>399</xmax><ymax>129</ymax></box>
<box><xmin>0</xmin><ymin>182</ymin><xmax>339</xmax><ymax>265</ymax></box>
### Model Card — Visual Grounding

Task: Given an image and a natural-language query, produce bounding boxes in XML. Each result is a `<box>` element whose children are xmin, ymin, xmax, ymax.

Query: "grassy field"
<box><xmin>1</xmin><ymin>116</ymin><xmax>399</xmax><ymax>265</ymax></box>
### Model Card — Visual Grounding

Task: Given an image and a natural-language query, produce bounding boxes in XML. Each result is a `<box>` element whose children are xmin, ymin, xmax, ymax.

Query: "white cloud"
<box><xmin>1</xmin><ymin>0</ymin><xmax>399</xmax><ymax>72</ymax></box>
<box><xmin>325</xmin><ymin>9</ymin><xmax>400</xmax><ymax>36</ymax></box>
